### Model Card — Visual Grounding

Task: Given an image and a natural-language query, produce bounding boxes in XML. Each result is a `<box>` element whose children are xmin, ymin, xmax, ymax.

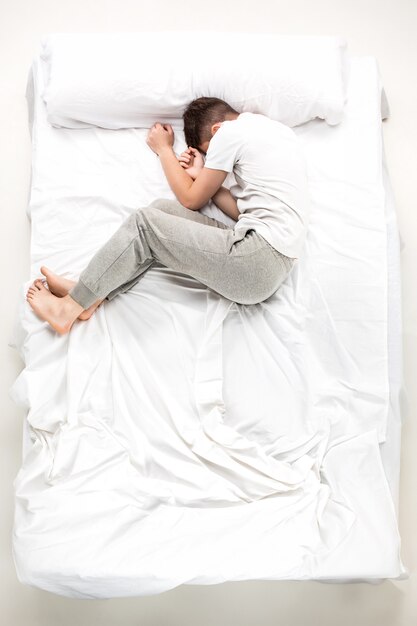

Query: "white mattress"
<box><xmin>9</xmin><ymin>51</ymin><xmax>409</xmax><ymax>598</ymax></box>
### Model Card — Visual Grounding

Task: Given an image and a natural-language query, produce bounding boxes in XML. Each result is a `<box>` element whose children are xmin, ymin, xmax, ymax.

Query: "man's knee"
<box><xmin>148</xmin><ymin>198</ymin><xmax>183</xmax><ymax>214</ymax></box>
<box><xmin>148</xmin><ymin>198</ymin><xmax>168</xmax><ymax>211</ymax></box>
<box><xmin>134</xmin><ymin>200</ymin><xmax>168</xmax><ymax>226</ymax></box>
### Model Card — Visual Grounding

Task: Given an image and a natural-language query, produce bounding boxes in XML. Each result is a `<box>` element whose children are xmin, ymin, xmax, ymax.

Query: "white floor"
<box><xmin>1</xmin><ymin>1</ymin><xmax>416</xmax><ymax>624</ymax></box>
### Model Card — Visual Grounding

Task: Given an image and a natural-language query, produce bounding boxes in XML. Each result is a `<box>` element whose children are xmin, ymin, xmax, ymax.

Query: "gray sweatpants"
<box><xmin>68</xmin><ymin>198</ymin><xmax>295</xmax><ymax>309</ymax></box>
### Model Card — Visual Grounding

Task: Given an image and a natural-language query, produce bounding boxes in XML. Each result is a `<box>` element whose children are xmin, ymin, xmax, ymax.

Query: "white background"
<box><xmin>1</xmin><ymin>1</ymin><xmax>415</xmax><ymax>624</ymax></box>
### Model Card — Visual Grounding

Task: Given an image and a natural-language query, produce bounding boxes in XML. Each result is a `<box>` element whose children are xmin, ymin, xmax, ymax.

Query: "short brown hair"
<box><xmin>182</xmin><ymin>97</ymin><xmax>239</xmax><ymax>150</ymax></box>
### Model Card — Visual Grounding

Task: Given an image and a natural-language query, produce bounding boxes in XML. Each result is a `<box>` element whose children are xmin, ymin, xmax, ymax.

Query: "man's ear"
<box><xmin>211</xmin><ymin>122</ymin><xmax>223</xmax><ymax>136</ymax></box>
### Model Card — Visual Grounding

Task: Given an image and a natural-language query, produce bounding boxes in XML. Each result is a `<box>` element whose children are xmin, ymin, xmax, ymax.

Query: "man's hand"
<box><xmin>178</xmin><ymin>147</ymin><xmax>205</xmax><ymax>180</ymax></box>
<box><xmin>146</xmin><ymin>123</ymin><xmax>175</xmax><ymax>156</ymax></box>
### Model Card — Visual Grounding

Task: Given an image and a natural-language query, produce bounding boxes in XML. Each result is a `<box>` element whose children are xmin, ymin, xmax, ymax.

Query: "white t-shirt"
<box><xmin>203</xmin><ymin>112</ymin><xmax>310</xmax><ymax>259</ymax></box>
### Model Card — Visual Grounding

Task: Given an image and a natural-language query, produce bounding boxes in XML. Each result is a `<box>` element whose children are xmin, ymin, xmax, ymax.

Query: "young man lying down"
<box><xmin>26</xmin><ymin>97</ymin><xmax>310</xmax><ymax>334</ymax></box>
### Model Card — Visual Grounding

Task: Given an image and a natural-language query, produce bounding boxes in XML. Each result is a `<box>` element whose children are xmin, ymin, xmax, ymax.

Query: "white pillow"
<box><xmin>40</xmin><ymin>32</ymin><xmax>350</xmax><ymax>131</ymax></box>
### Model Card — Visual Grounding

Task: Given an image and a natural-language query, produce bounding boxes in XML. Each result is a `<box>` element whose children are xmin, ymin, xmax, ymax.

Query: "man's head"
<box><xmin>182</xmin><ymin>97</ymin><xmax>240</xmax><ymax>155</ymax></box>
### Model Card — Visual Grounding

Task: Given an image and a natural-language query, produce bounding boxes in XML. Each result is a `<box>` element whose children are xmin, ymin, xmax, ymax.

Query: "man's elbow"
<box><xmin>182</xmin><ymin>198</ymin><xmax>197</xmax><ymax>211</ymax></box>
<box><xmin>183</xmin><ymin>197</ymin><xmax>206</xmax><ymax>211</ymax></box>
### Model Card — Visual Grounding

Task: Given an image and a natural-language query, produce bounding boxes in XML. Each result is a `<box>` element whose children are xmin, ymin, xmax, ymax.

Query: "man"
<box><xmin>26</xmin><ymin>97</ymin><xmax>309</xmax><ymax>334</ymax></box>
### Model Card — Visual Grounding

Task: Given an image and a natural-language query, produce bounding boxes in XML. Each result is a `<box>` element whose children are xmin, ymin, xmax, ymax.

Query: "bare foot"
<box><xmin>26</xmin><ymin>281</ymin><xmax>85</xmax><ymax>335</ymax></box>
<box><xmin>39</xmin><ymin>266</ymin><xmax>105</xmax><ymax>320</ymax></box>
<box><xmin>40</xmin><ymin>265</ymin><xmax>74</xmax><ymax>297</ymax></box>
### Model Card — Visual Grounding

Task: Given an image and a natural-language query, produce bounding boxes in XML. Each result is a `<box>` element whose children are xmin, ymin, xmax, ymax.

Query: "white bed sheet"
<box><xmin>9</xmin><ymin>52</ymin><xmax>409</xmax><ymax>598</ymax></box>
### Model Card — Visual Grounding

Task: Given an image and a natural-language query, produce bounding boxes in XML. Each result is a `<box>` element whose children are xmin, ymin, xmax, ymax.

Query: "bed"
<box><xmin>9</xmin><ymin>32</ymin><xmax>409</xmax><ymax>598</ymax></box>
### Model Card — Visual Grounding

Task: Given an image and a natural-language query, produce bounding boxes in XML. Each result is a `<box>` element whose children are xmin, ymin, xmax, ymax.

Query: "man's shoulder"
<box><xmin>238</xmin><ymin>111</ymin><xmax>293</xmax><ymax>134</ymax></box>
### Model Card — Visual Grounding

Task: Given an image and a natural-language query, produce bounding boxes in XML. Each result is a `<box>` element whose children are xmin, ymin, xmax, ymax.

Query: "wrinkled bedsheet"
<box><xmin>9</xmin><ymin>53</ymin><xmax>408</xmax><ymax>598</ymax></box>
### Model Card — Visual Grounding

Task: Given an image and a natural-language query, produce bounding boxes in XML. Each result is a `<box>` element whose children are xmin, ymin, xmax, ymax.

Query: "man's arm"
<box><xmin>212</xmin><ymin>187</ymin><xmax>240</xmax><ymax>221</ymax></box>
<box><xmin>158</xmin><ymin>146</ymin><xmax>227</xmax><ymax>210</ymax></box>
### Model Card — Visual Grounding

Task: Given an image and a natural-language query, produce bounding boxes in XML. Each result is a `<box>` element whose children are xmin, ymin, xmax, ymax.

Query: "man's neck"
<box><xmin>224</xmin><ymin>113</ymin><xmax>240</xmax><ymax>121</ymax></box>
